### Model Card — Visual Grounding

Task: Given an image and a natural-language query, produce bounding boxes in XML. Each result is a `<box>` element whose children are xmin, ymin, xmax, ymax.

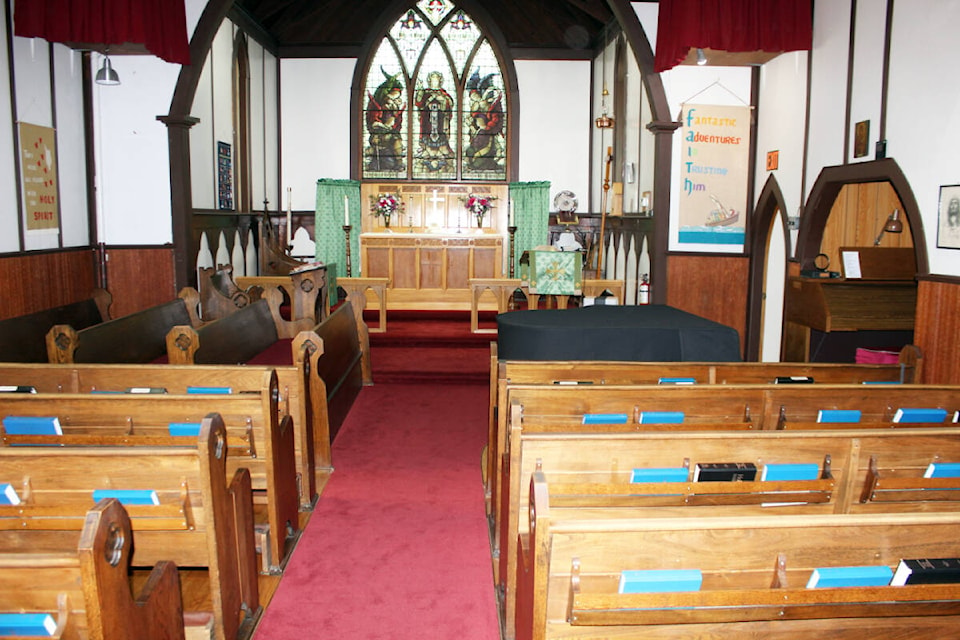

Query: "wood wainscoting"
<box><xmin>915</xmin><ymin>276</ymin><xmax>960</xmax><ymax>384</ymax></box>
<box><xmin>104</xmin><ymin>246</ymin><xmax>177</xmax><ymax>317</ymax></box>
<box><xmin>666</xmin><ymin>253</ymin><xmax>749</xmax><ymax>358</ymax></box>
<box><xmin>0</xmin><ymin>248</ymin><xmax>97</xmax><ymax>320</ymax></box>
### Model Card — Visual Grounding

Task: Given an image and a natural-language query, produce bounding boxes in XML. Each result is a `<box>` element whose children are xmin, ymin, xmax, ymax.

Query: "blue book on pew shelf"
<box><xmin>168</xmin><ymin>422</ymin><xmax>202</xmax><ymax>437</ymax></box>
<box><xmin>806</xmin><ymin>565</ymin><xmax>892</xmax><ymax>588</ymax></box>
<box><xmin>893</xmin><ymin>408</ymin><xmax>949</xmax><ymax>424</ymax></box>
<box><xmin>658</xmin><ymin>377</ymin><xmax>696</xmax><ymax>385</ymax></box>
<box><xmin>0</xmin><ymin>613</ymin><xmax>56</xmax><ymax>636</ymax></box>
<box><xmin>619</xmin><ymin>569</ymin><xmax>703</xmax><ymax>594</ymax></box>
<box><xmin>2</xmin><ymin>416</ymin><xmax>62</xmax><ymax>435</ymax></box>
<box><xmin>187</xmin><ymin>386</ymin><xmax>232</xmax><ymax>394</ymax></box>
<box><xmin>816</xmin><ymin>409</ymin><xmax>862</xmax><ymax>423</ymax></box>
<box><xmin>0</xmin><ymin>483</ymin><xmax>21</xmax><ymax>505</ymax></box>
<box><xmin>630</xmin><ymin>467</ymin><xmax>689</xmax><ymax>483</ymax></box>
<box><xmin>92</xmin><ymin>489</ymin><xmax>159</xmax><ymax>506</ymax></box>
<box><xmin>862</xmin><ymin>380</ymin><xmax>901</xmax><ymax>385</ymax></box>
<box><xmin>638</xmin><ymin>411</ymin><xmax>684</xmax><ymax>425</ymax></box>
<box><xmin>582</xmin><ymin>413</ymin><xmax>628</xmax><ymax>425</ymax></box>
<box><xmin>924</xmin><ymin>462</ymin><xmax>960</xmax><ymax>479</ymax></box>
<box><xmin>761</xmin><ymin>463</ymin><xmax>820</xmax><ymax>481</ymax></box>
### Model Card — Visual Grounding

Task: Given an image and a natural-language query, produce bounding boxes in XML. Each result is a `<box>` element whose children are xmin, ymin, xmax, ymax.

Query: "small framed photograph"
<box><xmin>937</xmin><ymin>184</ymin><xmax>960</xmax><ymax>249</ymax></box>
<box><xmin>766</xmin><ymin>150</ymin><xmax>779</xmax><ymax>171</ymax></box>
<box><xmin>854</xmin><ymin>121</ymin><xmax>869</xmax><ymax>158</ymax></box>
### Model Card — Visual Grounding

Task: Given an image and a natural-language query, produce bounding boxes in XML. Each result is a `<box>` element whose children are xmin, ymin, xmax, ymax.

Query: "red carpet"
<box><xmin>253</xmin><ymin>312</ymin><xmax>500</xmax><ymax>639</ymax></box>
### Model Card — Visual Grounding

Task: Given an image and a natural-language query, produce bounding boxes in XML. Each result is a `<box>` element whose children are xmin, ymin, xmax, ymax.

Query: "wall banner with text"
<box><xmin>678</xmin><ymin>103</ymin><xmax>750</xmax><ymax>249</ymax></box>
<box><xmin>19</xmin><ymin>122</ymin><xmax>59</xmax><ymax>232</ymax></box>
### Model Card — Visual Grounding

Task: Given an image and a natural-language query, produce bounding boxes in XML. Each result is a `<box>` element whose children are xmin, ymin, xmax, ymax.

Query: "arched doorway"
<box><xmin>746</xmin><ymin>174</ymin><xmax>791</xmax><ymax>361</ymax></box>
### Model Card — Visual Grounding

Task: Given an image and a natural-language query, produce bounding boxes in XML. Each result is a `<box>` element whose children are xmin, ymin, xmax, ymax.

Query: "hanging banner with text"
<box><xmin>19</xmin><ymin>122</ymin><xmax>59</xmax><ymax>232</ymax></box>
<box><xmin>678</xmin><ymin>103</ymin><xmax>750</xmax><ymax>248</ymax></box>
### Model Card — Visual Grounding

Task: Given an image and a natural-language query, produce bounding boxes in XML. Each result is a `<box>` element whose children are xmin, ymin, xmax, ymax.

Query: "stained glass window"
<box><xmin>361</xmin><ymin>1</ymin><xmax>507</xmax><ymax>181</ymax></box>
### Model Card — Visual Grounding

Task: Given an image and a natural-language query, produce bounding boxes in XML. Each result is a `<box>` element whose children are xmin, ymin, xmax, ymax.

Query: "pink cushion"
<box><xmin>855</xmin><ymin>347</ymin><xmax>899</xmax><ymax>365</ymax></box>
<box><xmin>246</xmin><ymin>338</ymin><xmax>293</xmax><ymax>365</ymax></box>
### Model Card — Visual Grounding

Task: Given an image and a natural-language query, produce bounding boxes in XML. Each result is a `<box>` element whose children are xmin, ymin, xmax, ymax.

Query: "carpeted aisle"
<box><xmin>253</xmin><ymin>311</ymin><xmax>500</xmax><ymax>639</ymax></box>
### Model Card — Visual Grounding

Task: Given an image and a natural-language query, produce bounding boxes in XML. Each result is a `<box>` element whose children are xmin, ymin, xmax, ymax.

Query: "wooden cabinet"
<box><xmin>360</xmin><ymin>233</ymin><xmax>504</xmax><ymax>310</ymax></box>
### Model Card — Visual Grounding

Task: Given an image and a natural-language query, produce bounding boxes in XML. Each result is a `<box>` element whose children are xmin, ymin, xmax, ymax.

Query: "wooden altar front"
<box><xmin>359</xmin><ymin>183</ymin><xmax>509</xmax><ymax>310</ymax></box>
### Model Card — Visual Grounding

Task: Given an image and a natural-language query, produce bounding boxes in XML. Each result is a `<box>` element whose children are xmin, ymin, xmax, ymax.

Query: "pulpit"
<box><xmin>520</xmin><ymin>250</ymin><xmax>583</xmax><ymax>309</ymax></box>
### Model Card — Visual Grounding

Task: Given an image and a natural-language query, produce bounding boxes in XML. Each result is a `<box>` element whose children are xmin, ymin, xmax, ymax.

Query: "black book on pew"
<box><xmin>774</xmin><ymin>376</ymin><xmax>814</xmax><ymax>384</ymax></box>
<box><xmin>693</xmin><ymin>462</ymin><xmax>757</xmax><ymax>482</ymax></box>
<box><xmin>892</xmin><ymin>558</ymin><xmax>960</xmax><ymax>586</ymax></box>
<box><xmin>0</xmin><ymin>385</ymin><xmax>36</xmax><ymax>393</ymax></box>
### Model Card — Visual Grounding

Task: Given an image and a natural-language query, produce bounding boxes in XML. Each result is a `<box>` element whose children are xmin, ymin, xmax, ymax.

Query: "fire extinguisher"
<box><xmin>639</xmin><ymin>274</ymin><xmax>650</xmax><ymax>305</ymax></box>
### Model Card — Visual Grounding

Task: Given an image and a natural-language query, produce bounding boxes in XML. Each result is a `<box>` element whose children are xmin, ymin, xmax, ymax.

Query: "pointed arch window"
<box><xmin>362</xmin><ymin>0</ymin><xmax>507</xmax><ymax>182</ymax></box>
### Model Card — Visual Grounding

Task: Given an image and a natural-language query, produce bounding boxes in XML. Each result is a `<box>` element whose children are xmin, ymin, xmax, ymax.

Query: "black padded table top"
<box><xmin>496</xmin><ymin>305</ymin><xmax>742</xmax><ymax>361</ymax></box>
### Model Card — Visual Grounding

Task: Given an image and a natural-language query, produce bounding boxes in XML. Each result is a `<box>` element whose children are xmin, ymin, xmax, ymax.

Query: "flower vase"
<box><xmin>476</xmin><ymin>213</ymin><xmax>485</xmax><ymax>228</ymax></box>
<box><xmin>383</xmin><ymin>213</ymin><xmax>391</xmax><ymax>229</ymax></box>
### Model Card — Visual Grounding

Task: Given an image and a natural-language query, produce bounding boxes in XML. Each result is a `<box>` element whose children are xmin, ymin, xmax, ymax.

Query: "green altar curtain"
<box><xmin>508</xmin><ymin>181</ymin><xmax>550</xmax><ymax>277</ymax></box>
<box><xmin>316</xmin><ymin>179</ymin><xmax>361</xmax><ymax>282</ymax></box>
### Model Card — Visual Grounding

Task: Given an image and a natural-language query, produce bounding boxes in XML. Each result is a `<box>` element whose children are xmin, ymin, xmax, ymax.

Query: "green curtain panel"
<box><xmin>316</xmin><ymin>179</ymin><xmax>361</xmax><ymax>282</ymax></box>
<box><xmin>508</xmin><ymin>181</ymin><xmax>550</xmax><ymax>277</ymax></box>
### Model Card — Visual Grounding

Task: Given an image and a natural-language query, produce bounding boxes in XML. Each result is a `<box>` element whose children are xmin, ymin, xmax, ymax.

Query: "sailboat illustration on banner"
<box><xmin>705</xmin><ymin>195</ymin><xmax>739</xmax><ymax>227</ymax></box>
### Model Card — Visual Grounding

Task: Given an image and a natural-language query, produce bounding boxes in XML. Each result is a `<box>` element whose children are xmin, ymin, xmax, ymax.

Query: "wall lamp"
<box><xmin>873</xmin><ymin>208</ymin><xmax>903</xmax><ymax>245</ymax></box>
<box><xmin>95</xmin><ymin>54</ymin><xmax>120</xmax><ymax>86</ymax></box>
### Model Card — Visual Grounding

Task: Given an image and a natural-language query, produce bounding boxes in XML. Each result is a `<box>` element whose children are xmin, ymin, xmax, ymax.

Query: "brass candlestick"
<box><xmin>508</xmin><ymin>225</ymin><xmax>518</xmax><ymax>278</ymax></box>
<box><xmin>343</xmin><ymin>225</ymin><xmax>352</xmax><ymax>277</ymax></box>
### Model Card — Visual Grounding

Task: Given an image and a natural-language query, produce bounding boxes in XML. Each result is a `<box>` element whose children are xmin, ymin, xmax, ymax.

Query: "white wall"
<box><xmin>280</xmin><ymin>58</ymin><xmax>354</xmax><ymax>210</ymax></box>
<box><xmin>0</xmin><ymin>6</ymin><xmax>19</xmax><ymax>253</ymax></box>
<box><xmin>516</xmin><ymin>60</ymin><xmax>590</xmax><ymax>204</ymax></box>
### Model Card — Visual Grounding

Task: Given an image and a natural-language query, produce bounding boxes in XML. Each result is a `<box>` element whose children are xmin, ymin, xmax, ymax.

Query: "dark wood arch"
<box><xmin>796</xmin><ymin>158</ymin><xmax>929</xmax><ymax>275</ymax></box>
<box><xmin>745</xmin><ymin>174</ymin><xmax>792</xmax><ymax>361</ymax></box>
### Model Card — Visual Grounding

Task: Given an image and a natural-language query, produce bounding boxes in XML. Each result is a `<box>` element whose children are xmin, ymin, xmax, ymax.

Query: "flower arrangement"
<box><xmin>462</xmin><ymin>193</ymin><xmax>497</xmax><ymax>227</ymax></box>
<box><xmin>369</xmin><ymin>193</ymin><xmax>404</xmax><ymax>228</ymax></box>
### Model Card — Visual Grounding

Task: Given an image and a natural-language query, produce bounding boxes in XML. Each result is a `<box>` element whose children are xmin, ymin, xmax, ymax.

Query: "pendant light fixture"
<box><xmin>95</xmin><ymin>52</ymin><xmax>120</xmax><ymax>86</ymax></box>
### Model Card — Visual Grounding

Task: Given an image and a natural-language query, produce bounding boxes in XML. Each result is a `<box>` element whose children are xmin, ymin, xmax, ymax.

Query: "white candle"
<box><xmin>286</xmin><ymin>188</ymin><xmax>292</xmax><ymax>244</ymax></box>
<box><xmin>344</xmin><ymin>196</ymin><xmax>350</xmax><ymax>226</ymax></box>
<box><xmin>508</xmin><ymin>199</ymin><xmax>513</xmax><ymax>226</ymax></box>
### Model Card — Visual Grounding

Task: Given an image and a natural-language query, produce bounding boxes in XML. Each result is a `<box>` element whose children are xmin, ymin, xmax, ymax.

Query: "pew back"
<box><xmin>0</xmin><ymin>373</ymin><xmax>299</xmax><ymax>574</ymax></box>
<box><xmin>517</xmin><ymin>471</ymin><xmax>960</xmax><ymax>640</ymax></box>
<box><xmin>0</xmin><ymin>414</ymin><xmax>259</xmax><ymax>640</ymax></box>
<box><xmin>0</xmin><ymin>498</ymin><xmax>187</xmax><ymax>640</ymax></box>
<box><xmin>500</xmin><ymin>427</ymin><xmax>960</xmax><ymax>638</ymax></box>
<box><xmin>0</xmin><ymin>289</ymin><xmax>111</xmax><ymax>363</ymax></box>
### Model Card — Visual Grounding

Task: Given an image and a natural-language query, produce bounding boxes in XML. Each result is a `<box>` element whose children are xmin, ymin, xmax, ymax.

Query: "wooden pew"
<box><xmin>46</xmin><ymin>288</ymin><xmax>203</xmax><ymax>364</ymax></box>
<box><xmin>167</xmin><ymin>298</ymin><xmax>367</xmax><ymax>461</ymax></box>
<box><xmin>0</xmin><ymin>372</ymin><xmax>299</xmax><ymax>575</ymax></box>
<box><xmin>486</xmin><ymin>342</ymin><xmax>923</xmax><ymax>511</ymax></box>
<box><xmin>499</xmin><ymin>426</ymin><xmax>960</xmax><ymax>638</ymax></box>
<box><xmin>236</xmin><ymin>262</ymin><xmax>330</xmax><ymax>323</ymax></box>
<box><xmin>517</xmin><ymin>471</ymin><xmax>960</xmax><ymax>639</ymax></box>
<box><xmin>490</xmin><ymin>380</ymin><xmax>960</xmax><ymax>547</ymax></box>
<box><xmin>0</xmin><ymin>345</ymin><xmax>324</xmax><ymax>510</ymax></box>
<box><xmin>0</xmin><ymin>414</ymin><xmax>259</xmax><ymax>640</ymax></box>
<box><xmin>0</xmin><ymin>498</ymin><xmax>190</xmax><ymax>640</ymax></box>
<box><xmin>0</xmin><ymin>289</ymin><xmax>112</xmax><ymax>363</ymax></box>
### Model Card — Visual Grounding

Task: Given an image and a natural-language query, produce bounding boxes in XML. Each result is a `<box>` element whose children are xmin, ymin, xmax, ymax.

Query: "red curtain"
<box><xmin>654</xmin><ymin>0</ymin><xmax>812</xmax><ymax>72</ymax></box>
<box><xmin>14</xmin><ymin>0</ymin><xmax>190</xmax><ymax>65</ymax></box>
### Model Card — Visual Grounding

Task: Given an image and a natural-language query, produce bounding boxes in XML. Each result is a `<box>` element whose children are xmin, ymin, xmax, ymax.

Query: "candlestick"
<box><xmin>344</xmin><ymin>196</ymin><xmax>350</xmax><ymax>226</ymax></box>
<box><xmin>343</xmin><ymin>224</ymin><xmax>353</xmax><ymax>277</ymax></box>
<box><xmin>508</xmin><ymin>198</ymin><xmax>513</xmax><ymax>226</ymax></box>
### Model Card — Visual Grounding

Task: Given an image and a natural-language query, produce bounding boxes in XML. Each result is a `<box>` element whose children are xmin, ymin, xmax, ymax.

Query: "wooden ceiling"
<box><xmin>229</xmin><ymin>0</ymin><xmax>619</xmax><ymax>58</ymax></box>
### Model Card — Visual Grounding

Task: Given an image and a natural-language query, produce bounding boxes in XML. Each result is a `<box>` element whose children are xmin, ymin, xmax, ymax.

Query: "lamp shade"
<box><xmin>95</xmin><ymin>57</ymin><xmax>120</xmax><ymax>86</ymax></box>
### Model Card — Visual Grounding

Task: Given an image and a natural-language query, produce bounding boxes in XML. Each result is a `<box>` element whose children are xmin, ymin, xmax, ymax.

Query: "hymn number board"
<box><xmin>360</xmin><ymin>183</ymin><xmax>508</xmax><ymax>234</ymax></box>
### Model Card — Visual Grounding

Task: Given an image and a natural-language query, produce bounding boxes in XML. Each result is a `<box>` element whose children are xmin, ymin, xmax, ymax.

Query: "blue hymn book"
<box><xmin>637</xmin><ymin>411</ymin><xmax>685</xmax><ymax>425</ymax></box>
<box><xmin>760</xmin><ymin>463</ymin><xmax>821</xmax><ymax>481</ymax></box>
<box><xmin>168</xmin><ymin>422</ymin><xmax>202</xmax><ymax>437</ymax></box>
<box><xmin>92</xmin><ymin>489</ymin><xmax>160</xmax><ymax>506</ymax></box>
<box><xmin>619</xmin><ymin>569</ymin><xmax>703</xmax><ymax>593</ymax></box>
<box><xmin>0</xmin><ymin>613</ymin><xmax>57</xmax><ymax>636</ymax></box>
<box><xmin>806</xmin><ymin>565</ymin><xmax>893</xmax><ymax>588</ymax></box>
<box><xmin>893</xmin><ymin>408</ymin><xmax>949</xmax><ymax>424</ymax></box>
<box><xmin>630</xmin><ymin>467</ymin><xmax>689</xmax><ymax>483</ymax></box>
<box><xmin>816</xmin><ymin>409</ymin><xmax>862</xmax><ymax>423</ymax></box>
<box><xmin>582</xmin><ymin>413</ymin><xmax>629</xmax><ymax>425</ymax></box>
<box><xmin>2</xmin><ymin>416</ymin><xmax>62</xmax><ymax>435</ymax></box>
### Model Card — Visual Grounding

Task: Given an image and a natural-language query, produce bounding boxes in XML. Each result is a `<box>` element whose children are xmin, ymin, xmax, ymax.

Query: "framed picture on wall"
<box><xmin>937</xmin><ymin>184</ymin><xmax>960</xmax><ymax>249</ymax></box>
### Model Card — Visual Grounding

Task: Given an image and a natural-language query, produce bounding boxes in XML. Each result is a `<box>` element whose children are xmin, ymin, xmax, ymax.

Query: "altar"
<box><xmin>359</xmin><ymin>182</ymin><xmax>509</xmax><ymax>310</ymax></box>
